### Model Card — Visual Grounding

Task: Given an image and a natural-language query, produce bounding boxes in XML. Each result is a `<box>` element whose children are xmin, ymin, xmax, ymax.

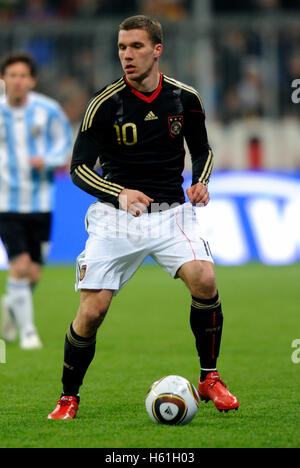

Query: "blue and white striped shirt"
<box><xmin>0</xmin><ymin>91</ymin><xmax>72</xmax><ymax>213</ymax></box>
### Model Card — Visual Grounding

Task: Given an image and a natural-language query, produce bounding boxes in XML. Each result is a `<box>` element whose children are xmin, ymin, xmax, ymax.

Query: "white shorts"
<box><xmin>75</xmin><ymin>201</ymin><xmax>213</xmax><ymax>294</ymax></box>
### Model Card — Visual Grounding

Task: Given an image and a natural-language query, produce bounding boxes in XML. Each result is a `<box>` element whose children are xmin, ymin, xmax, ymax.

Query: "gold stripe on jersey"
<box><xmin>164</xmin><ymin>76</ymin><xmax>204</xmax><ymax>111</ymax></box>
<box><xmin>82</xmin><ymin>164</ymin><xmax>124</xmax><ymax>191</ymax></box>
<box><xmin>75</xmin><ymin>166</ymin><xmax>123</xmax><ymax>197</ymax></box>
<box><xmin>81</xmin><ymin>78</ymin><xmax>124</xmax><ymax>131</ymax></box>
<box><xmin>75</xmin><ymin>168</ymin><xmax>120</xmax><ymax>197</ymax></box>
<box><xmin>77</xmin><ymin>165</ymin><xmax>123</xmax><ymax>195</ymax></box>
<box><xmin>82</xmin><ymin>79</ymin><xmax>126</xmax><ymax>131</ymax></box>
<box><xmin>198</xmin><ymin>149</ymin><xmax>213</xmax><ymax>186</ymax></box>
<box><xmin>204</xmin><ymin>156</ymin><xmax>213</xmax><ymax>185</ymax></box>
<box><xmin>87</xmin><ymin>83</ymin><xmax>126</xmax><ymax>130</ymax></box>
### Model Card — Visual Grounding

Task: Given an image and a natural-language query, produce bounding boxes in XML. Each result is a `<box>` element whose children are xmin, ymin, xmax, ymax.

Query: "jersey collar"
<box><xmin>124</xmin><ymin>72</ymin><xmax>163</xmax><ymax>103</ymax></box>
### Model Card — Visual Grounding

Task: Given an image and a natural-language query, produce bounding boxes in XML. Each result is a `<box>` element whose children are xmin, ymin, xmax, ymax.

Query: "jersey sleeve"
<box><xmin>183</xmin><ymin>91</ymin><xmax>213</xmax><ymax>186</ymax></box>
<box><xmin>44</xmin><ymin>105</ymin><xmax>72</xmax><ymax>169</ymax></box>
<box><xmin>70</xmin><ymin>93</ymin><xmax>124</xmax><ymax>205</ymax></box>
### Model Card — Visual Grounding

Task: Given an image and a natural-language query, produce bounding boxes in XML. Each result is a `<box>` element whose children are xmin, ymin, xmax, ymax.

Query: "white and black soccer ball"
<box><xmin>145</xmin><ymin>375</ymin><xmax>200</xmax><ymax>425</ymax></box>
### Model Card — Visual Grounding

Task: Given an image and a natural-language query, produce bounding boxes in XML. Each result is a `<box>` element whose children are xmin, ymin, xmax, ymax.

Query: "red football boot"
<box><xmin>47</xmin><ymin>396</ymin><xmax>79</xmax><ymax>420</ymax></box>
<box><xmin>198</xmin><ymin>372</ymin><xmax>239</xmax><ymax>412</ymax></box>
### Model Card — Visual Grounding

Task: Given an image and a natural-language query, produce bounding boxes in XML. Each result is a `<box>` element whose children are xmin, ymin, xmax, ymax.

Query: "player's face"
<box><xmin>2</xmin><ymin>62</ymin><xmax>36</xmax><ymax>104</ymax></box>
<box><xmin>118</xmin><ymin>29</ymin><xmax>162</xmax><ymax>84</ymax></box>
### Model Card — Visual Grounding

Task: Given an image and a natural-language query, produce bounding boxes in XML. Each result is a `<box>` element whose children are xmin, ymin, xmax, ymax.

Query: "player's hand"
<box><xmin>30</xmin><ymin>156</ymin><xmax>45</xmax><ymax>170</ymax></box>
<box><xmin>118</xmin><ymin>189</ymin><xmax>154</xmax><ymax>217</ymax></box>
<box><xmin>186</xmin><ymin>182</ymin><xmax>210</xmax><ymax>206</ymax></box>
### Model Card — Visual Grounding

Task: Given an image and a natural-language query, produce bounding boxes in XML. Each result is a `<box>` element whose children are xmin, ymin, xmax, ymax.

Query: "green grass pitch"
<box><xmin>0</xmin><ymin>263</ymin><xmax>299</xmax><ymax>448</ymax></box>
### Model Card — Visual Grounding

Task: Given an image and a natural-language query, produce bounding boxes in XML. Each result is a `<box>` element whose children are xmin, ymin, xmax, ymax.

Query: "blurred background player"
<box><xmin>0</xmin><ymin>52</ymin><xmax>72</xmax><ymax>349</ymax></box>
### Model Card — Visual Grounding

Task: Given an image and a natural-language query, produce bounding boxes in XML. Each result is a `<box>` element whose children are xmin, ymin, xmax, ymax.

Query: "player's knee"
<box><xmin>190</xmin><ymin>277</ymin><xmax>216</xmax><ymax>299</ymax></box>
<box><xmin>82</xmin><ymin>301</ymin><xmax>108</xmax><ymax>327</ymax></box>
<box><xmin>9</xmin><ymin>253</ymin><xmax>32</xmax><ymax>279</ymax></box>
<box><xmin>79</xmin><ymin>290</ymin><xmax>112</xmax><ymax>331</ymax></box>
<box><xmin>29</xmin><ymin>264</ymin><xmax>41</xmax><ymax>285</ymax></box>
<box><xmin>85</xmin><ymin>306</ymin><xmax>108</xmax><ymax>326</ymax></box>
<box><xmin>188</xmin><ymin>265</ymin><xmax>217</xmax><ymax>299</ymax></box>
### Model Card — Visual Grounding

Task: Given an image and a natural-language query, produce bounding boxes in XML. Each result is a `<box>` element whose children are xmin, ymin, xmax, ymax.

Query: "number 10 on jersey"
<box><xmin>114</xmin><ymin>123</ymin><xmax>137</xmax><ymax>146</ymax></box>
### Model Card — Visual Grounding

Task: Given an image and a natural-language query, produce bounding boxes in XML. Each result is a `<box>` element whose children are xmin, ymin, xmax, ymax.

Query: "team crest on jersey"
<box><xmin>31</xmin><ymin>125</ymin><xmax>42</xmax><ymax>137</ymax></box>
<box><xmin>168</xmin><ymin>115</ymin><xmax>183</xmax><ymax>137</ymax></box>
<box><xmin>79</xmin><ymin>264</ymin><xmax>87</xmax><ymax>281</ymax></box>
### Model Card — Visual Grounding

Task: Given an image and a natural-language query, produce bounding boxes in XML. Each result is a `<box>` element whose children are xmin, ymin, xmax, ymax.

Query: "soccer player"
<box><xmin>48</xmin><ymin>15</ymin><xmax>239</xmax><ymax>419</ymax></box>
<box><xmin>0</xmin><ymin>53</ymin><xmax>72</xmax><ymax>349</ymax></box>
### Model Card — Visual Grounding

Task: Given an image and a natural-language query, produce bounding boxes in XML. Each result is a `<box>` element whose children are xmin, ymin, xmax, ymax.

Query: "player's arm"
<box><xmin>71</xmin><ymin>131</ymin><xmax>153</xmax><ymax>216</ymax></box>
<box><xmin>184</xmin><ymin>92</ymin><xmax>213</xmax><ymax>206</ymax></box>
<box><xmin>71</xmin><ymin>128</ymin><xmax>124</xmax><ymax>206</ymax></box>
<box><xmin>71</xmin><ymin>96</ymin><xmax>153</xmax><ymax>214</ymax></box>
<box><xmin>44</xmin><ymin>106</ymin><xmax>73</xmax><ymax>169</ymax></box>
<box><xmin>69</xmin><ymin>94</ymin><xmax>124</xmax><ymax>205</ymax></box>
<box><xmin>71</xmin><ymin>129</ymin><xmax>153</xmax><ymax>213</ymax></box>
<box><xmin>30</xmin><ymin>106</ymin><xmax>72</xmax><ymax>171</ymax></box>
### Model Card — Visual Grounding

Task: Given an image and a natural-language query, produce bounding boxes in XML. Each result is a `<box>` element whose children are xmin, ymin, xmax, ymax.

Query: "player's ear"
<box><xmin>29</xmin><ymin>76</ymin><xmax>37</xmax><ymax>90</ymax></box>
<box><xmin>154</xmin><ymin>44</ymin><xmax>163</xmax><ymax>59</ymax></box>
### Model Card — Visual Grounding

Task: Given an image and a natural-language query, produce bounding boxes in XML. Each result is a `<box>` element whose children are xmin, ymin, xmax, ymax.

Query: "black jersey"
<box><xmin>71</xmin><ymin>73</ymin><xmax>213</xmax><ymax>207</ymax></box>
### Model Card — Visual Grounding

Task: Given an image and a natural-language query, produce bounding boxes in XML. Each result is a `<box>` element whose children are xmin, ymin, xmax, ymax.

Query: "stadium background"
<box><xmin>0</xmin><ymin>0</ymin><xmax>299</xmax><ymax>450</ymax></box>
<box><xmin>0</xmin><ymin>0</ymin><xmax>299</xmax><ymax>267</ymax></box>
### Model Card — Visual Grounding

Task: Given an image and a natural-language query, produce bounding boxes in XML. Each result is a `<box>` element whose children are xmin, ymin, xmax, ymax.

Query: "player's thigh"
<box><xmin>76</xmin><ymin>202</ymin><xmax>148</xmax><ymax>294</ymax></box>
<box><xmin>9</xmin><ymin>253</ymin><xmax>33</xmax><ymax>278</ymax></box>
<box><xmin>151</xmin><ymin>203</ymin><xmax>214</xmax><ymax>280</ymax></box>
<box><xmin>74</xmin><ymin>289</ymin><xmax>114</xmax><ymax>336</ymax></box>
<box><xmin>9</xmin><ymin>253</ymin><xmax>42</xmax><ymax>283</ymax></box>
<box><xmin>78</xmin><ymin>289</ymin><xmax>113</xmax><ymax>316</ymax></box>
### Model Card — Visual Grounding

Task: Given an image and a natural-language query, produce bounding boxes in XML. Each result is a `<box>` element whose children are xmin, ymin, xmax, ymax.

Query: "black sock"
<box><xmin>190</xmin><ymin>292</ymin><xmax>223</xmax><ymax>381</ymax></box>
<box><xmin>62</xmin><ymin>322</ymin><xmax>96</xmax><ymax>398</ymax></box>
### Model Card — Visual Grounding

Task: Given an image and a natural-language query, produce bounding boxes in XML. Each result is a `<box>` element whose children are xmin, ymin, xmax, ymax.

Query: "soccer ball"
<box><xmin>145</xmin><ymin>375</ymin><xmax>199</xmax><ymax>425</ymax></box>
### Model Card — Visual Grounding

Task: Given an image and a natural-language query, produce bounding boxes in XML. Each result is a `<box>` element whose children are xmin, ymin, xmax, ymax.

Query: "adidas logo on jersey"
<box><xmin>144</xmin><ymin>111</ymin><xmax>158</xmax><ymax>121</ymax></box>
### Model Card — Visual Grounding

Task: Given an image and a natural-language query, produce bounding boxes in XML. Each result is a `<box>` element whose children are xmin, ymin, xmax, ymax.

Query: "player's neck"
<box><xmin>126</xmin><ymin>70</ymin><xmax>161</xmax><ymax>94</ymax></box>
<box><xmin>7</xmin><ymin>94</ymin><xmax>28</xmax><ymax>108</ymax></box>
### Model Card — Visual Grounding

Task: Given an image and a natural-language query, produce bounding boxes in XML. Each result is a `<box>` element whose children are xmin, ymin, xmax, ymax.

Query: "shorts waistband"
<box><xmin>96</xmin><ymin>199</ymin><xmax>184</xmax><ymax>214</ymax></box>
